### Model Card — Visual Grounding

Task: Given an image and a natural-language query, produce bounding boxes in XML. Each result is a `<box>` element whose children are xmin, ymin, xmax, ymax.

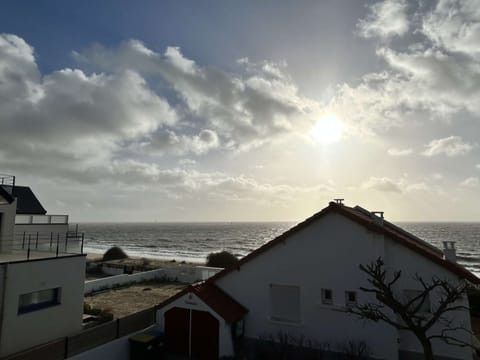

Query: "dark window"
<box><xmin>18</xmin><ymin>288</ymin><xmax>61</xmax><ymax>314</ymax></box>
<box><xmin>321</xmin><ymin>288</ymin><xmax>333</xmax><ymax>305</ymax></box>
<box><xmin>345</xmin><ymin>291</ymin><xmax>357</xmax><ymax>306</ymax></box>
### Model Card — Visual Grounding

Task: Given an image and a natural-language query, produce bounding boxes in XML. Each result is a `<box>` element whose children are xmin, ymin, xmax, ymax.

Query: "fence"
<box><xmin>84</xmin><ymin>266</ymin><xmax>223</xmax><ymax>294</ymax></box>
<box><xmin>1</xmin><ymin>307</ymin><xmax>156</xmax><ymax>360</ymax></box>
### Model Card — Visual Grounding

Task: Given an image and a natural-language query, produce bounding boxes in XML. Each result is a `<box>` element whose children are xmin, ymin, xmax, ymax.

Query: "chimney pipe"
<box><xmin>443</xmin><ymin>241</ymin><xmax>457</xmax><ymax>262</ymax></box>
<box><xmin>371</xmin><ymin>211</ymin><xmax>384</xmax><ymax>226</ymax></box>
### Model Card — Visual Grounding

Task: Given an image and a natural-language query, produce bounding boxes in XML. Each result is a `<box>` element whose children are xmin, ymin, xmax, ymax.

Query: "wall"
<box><xmin>156</xmin><ymin>292</ymin><xmax>234</xmax><ymax>357</ymax></box>
<box><xmin>0</xmin><ymin>255</ymin><xmax>86</xmax><ymax>357</ymax></box>
<box><xmin>216</xmin><ymin>212</ymin><xmax>400</xmax><ymax>360</ymax></box>
<box><xmin>85</xmin><ymin>269</ymin><xmax>166</xmax><ymax>294</ymax></box>
<box><xmin>85</xmin><ymin>266</ymin><xmax>222</xmax><ymax>294</ymax></box>
<box><xmin>0</xmin><ymin>200</ymin><xmax>17</xmax><ymax>253</ymax></box>
<box><xmin>385</xmin><ymin>238</ymin><xmax>473</xmax><ymax>360</ymax></box>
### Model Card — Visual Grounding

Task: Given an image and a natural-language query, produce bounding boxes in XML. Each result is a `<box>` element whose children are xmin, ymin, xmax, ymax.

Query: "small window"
<box><xmin>404</xmin><ymin>290</ymin><xmax>430</xmax><ymax>313</ymax></box>
<box><xmin>18</xmin><ymin>288</ymin><xmax>61</xmax><ymax>314</ymax></box>
<box><xmin>270</xmin><ymin>284</ymin><xmax>301</xmax><ymax>323</ymax></box>
<box><xmin>321</xmin><ymin>288</ymin><xmax>333</xmax><ymax>305</ymax></box>
<box><xmin>345</xmin><ymin>291</ymin><xmax>357</xmax><ymax>306</ymax></box>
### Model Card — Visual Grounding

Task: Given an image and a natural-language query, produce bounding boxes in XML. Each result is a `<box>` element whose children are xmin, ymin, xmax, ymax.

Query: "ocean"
<box><xmin>81</xmin><ymin>222</ymin><xmax>480</xmax><ymax>275</ymax></box>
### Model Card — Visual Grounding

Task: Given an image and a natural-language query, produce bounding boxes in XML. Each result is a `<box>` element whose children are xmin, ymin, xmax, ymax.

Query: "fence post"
<box><xmin>65</xmin><ymin>233</ymin><xmax>68</xmax><ymax>253</ymax></box>
<box><xmin>35</xmin><ymin>232</ymin><xmax>39</xmax><ymax>249</ymax></box>
<box><xmin>80</xmin><ymin>233</ymin><xmax>84</xmax><ymax>254</ymax></box>
<box><xmin>64</xmin><ymin>336</ymin><xmax>69</xmax><ymax>359</ymax></box>
<box><xmin>22</xmin><ymin>232</ymin><xmax>25</xmax><ymax>250</ymax></box>
<box><xmin>27</xmin><ymin>234</ymin><xmax>31</xmax><ymax>260</ymax></box>
<box><xmin>56</xmin><ymin>233</ymin><xmax>60</xmax><ymax>257</ymax></box>
<box><xmin>50</xmin><ymin>232</ymin><xmax>53</xmax><ymax>251</ymax></box>
<box><xmin>116</xmin><ymin>319</ymin><xmax>120</xmax><ymax>338</ymax></box>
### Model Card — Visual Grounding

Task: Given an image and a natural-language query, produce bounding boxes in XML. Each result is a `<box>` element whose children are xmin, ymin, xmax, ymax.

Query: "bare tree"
<box><xmin>347</xmin><ymin>258</ymin><xmax>473</xmax><ymax>360</ymax></box>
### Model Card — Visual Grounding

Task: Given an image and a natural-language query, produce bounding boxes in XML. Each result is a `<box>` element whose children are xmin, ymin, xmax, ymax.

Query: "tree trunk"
<box><xmin>418</xmin><ymin>335</ymin><xmax>434</xmax><ymax>360</ymax></box>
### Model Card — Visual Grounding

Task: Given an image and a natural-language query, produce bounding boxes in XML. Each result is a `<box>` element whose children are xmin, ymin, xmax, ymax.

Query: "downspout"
<box><xmin>0</xmin><ymin>264</ymin><xmax>9</xmax><ymax>355</ymax></box>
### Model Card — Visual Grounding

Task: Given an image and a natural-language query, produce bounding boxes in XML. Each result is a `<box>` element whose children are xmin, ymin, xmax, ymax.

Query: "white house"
<box><xmin>0</xmin><ymin>174</ymin><xmax>86</xmax><ymax>357</ymax></box>
<box><xmin>156</xmin><ymin>200</ymin><xmax>479</xmax><ymax>360</ymax></box>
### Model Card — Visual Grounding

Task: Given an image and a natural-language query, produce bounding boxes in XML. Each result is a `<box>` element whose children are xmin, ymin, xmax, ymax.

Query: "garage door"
<box><xmin>164</xmin><ymin>307</ymin><xmax>219</xmax><ymax>360</ymax></box>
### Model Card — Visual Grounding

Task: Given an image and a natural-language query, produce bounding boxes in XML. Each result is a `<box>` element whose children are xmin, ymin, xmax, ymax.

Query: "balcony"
<box><xmin>15</xmin><ymin>214</ymin><xmax>69</xmax><ymax>225</ymax></box>
<box><xmin>0</xmin><ymin>174</ymin><xmax>15</xmax><ymax>195</ymax></box>
<box><xmin>0</xmin><ymin>230</ymin><xmax>84</xmax><ymax>263</ymax></box>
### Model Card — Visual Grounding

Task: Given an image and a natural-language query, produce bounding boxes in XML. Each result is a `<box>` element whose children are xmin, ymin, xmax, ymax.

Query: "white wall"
<box><xmin>156</xmin><ymin>292</ymin><xmax>234</xmax><ymax>357</ymax></box>
<box><xmin>68</xmin><ymin>326</ymin><xmax>156</xmax><ymax>360</ymax></box>
<box><xmin>85</xmin><ymin>269</ymin><xmax>166</xmax><ymax>294</ymax></box>
<box><xmin>385</xmin><ymin>238</ymin><xmax>473</xmax><ymax>359</ymax></box>
<box><xmin>214</xmin><ymin>211</ymin><xmax>475</xmax><ymax>360</ymax></box>
<box><xmin>0</xmin><ymin>255</ymin><xmax>86</xmax><ymax>356</ymax></box>
<box><xmin>85</xmin><ymin>266</ymin><xmax>222</xmax><ymax>294</ymax></box>
<box><xmin>0</xmin><ymin>200</ymin><xmax>17</xmax><ymax>253</ymax></box>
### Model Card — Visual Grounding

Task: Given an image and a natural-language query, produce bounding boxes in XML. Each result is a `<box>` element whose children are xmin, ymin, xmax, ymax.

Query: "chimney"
<box><xmin>371</xmin><ymin>211</ymin><xmax>384</xmax><ymax>226</ymax></box>
<box><xmin>333</xmin><ymin>198</ymin><xmax>344</xmax><ymax>205</ymax></box>
<box><xmin>443</xmin><ymin>241</ymin><xmax>457</xmax><ymax>262</ymax></box>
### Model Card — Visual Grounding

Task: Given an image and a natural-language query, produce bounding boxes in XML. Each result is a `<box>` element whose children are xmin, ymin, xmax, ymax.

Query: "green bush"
<box><xmin>206</xmin><ymin>251</ymin><xmax>238</xmax><ymax>268</ymax></box>
<box><xmin>102</xmin><ymin>246</ymin><xmax>128</xmax><ymax>261</ymax></box>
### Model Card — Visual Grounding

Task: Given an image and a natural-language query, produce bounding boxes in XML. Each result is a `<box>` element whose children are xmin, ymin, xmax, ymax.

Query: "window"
<box><xmin>345</xmin><ymin>291</ymin><xmax>357</xmax><ymax>306</ymax></box>
<box><xmin>404</xmin><ymin>290</ymin><xmax>430</xmax><ymax>313</ymax></box>
<box><xmin>270</xmin><ymin>284</ymin><xmax>301</xmax><ymax>323</ymax></box>
<box><xmin>18</xmin><ymin>288</ymin><xmax>61</xmax><ymax>314</ymax></box>
<box><xmin>321</xmin><ymin>288</ymin><xmax>333</xmax><ymax>305</ymax></box>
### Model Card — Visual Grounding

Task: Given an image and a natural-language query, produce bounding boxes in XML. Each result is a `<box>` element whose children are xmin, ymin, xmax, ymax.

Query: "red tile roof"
<box><xmin>207</xmin><ymin>201</ymin><xmax>480</xmax><ymax>285</ymax></box>
<box><xmin>157</xmin><ymin>282</ymin><xmax>248</xmax><ymax>323</ymax></box>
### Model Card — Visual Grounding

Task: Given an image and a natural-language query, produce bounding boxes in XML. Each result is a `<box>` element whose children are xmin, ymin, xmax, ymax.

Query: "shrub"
<box><xmin>102</xmin><ymin>246</ymin><xmax>128</xmax><ymax>261</ymax></box>
<box><xmin>206</xmin><ymin>251</ymin><xmax>238</xmax><ymax>268</ymax></box>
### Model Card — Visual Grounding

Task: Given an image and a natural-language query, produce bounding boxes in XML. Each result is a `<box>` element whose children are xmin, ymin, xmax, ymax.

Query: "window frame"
<box><xmin>321</xmin><ymin>288</ymin><xmax>333</xmax><ymax>305</ymax></box>
<box><xmin>345</xmin><ymin>290</ymin><xmax>357</xmax><ymax>307</ymax></box>
<box><xmin>269</xmin><ymin>283</ymin><xmax>301</xmax><ymax>324</ymax></box>
<box><xmin>18</xmin><ymin>287</ymin><xmax>61</xmax><ymax>314</ymax></box>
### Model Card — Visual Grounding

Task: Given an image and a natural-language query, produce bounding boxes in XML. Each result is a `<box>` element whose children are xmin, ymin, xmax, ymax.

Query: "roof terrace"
<box><xmin>0</xmin><ymin>230</ymin><xmax>84</xmax><ymax>264</ymax></box>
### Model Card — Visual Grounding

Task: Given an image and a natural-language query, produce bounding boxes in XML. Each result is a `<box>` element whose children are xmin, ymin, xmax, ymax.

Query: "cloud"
<box><xmin>422</xmin><ymin>0</ymin><xmax>480</xmax><ymax>59</ymax></box>
<box><xmin>328</xmin><ymin>1</ymin><xmax>480</xmax><ymax>136</ymax></box>
<box><xmin>0</xmin><ymin>33</ymin><xmax>180</xmax><ymax>182</ymax></box>
<box><xmin>358</xmin><ymin>0</ymin><xmax>409</xmax><ymax>39</ymax></box>
<box><xmin>460</xmin><ymin>177</ymin><xmax>479</xmax><ymax>188</ymax></box>
<box><xmin>387</xmin><ymin>147</ymin><xmax>413</xmax><ymax>156</ymax></box>
<box><xmin>361</xmin><ymin>177</ymin><xmax>402</xmax><ymax>193</ymax></box>
<box><xmin>422</xmin><ymin>136</ymin><xmax>476</xmax><ymax>157</ymax></box>
<box><xmin>75</xmin><ymin>41</ymin><xmax>319</xmax><ymax>150</ymax></box>
<box><xmin>140</xmin><ymin>129</ymin><xmax>220</xmax><ymax>156</ymax></box>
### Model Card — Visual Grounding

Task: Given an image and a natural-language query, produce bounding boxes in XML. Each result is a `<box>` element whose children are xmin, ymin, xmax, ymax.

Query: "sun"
<box><xmin>311</xmin><ymin>113</ymin><xmax>344</xmax><ymax>144</ymax></box>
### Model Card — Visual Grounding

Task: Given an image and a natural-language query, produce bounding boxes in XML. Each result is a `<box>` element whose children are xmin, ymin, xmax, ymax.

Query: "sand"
<box><xmin>84</xmin><ymin>282</ymin><xmax>186</xmax><ymax>318</ymax></box>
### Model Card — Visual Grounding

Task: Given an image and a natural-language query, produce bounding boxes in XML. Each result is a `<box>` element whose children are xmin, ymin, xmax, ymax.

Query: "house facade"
<box><xmin>157</xmin><ymin>201</ymin><xmax>479</xmax><ymax>360</ymax></box>
<box><xmin>0</xmin><ymin>174</ymin><xmax>85</xmax><ymax>357</ymax></box>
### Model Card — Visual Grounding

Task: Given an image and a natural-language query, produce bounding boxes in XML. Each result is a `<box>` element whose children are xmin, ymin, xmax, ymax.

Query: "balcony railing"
<box><xmin>15</xmin><ymin>214</ymin><xmax>69</xmax><ymax>225</ymax></box>
<box><xmin>0</xmin><ymin>230</ymin><xmax>84</xmax><ymax>262</ymax></box>
<box><xmin>0</xmin><ymin>174</ymin><xmax>15</xmax><ymax>195</ymax></box>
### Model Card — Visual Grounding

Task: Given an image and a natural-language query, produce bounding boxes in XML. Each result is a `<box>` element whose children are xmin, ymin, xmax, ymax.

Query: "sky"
<box><xmin>1</xmin><ymin>0</ymin><xmax>480</xmax><ymax>222</ymax></box>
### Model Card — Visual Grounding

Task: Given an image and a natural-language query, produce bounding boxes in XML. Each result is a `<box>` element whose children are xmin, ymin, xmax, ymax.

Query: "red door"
<box><xmin>191</xmin><ymin>310</ymin><xmax>219</xmax><ymax>360</ymax></box>
<box><xmin>164</xmin><ymin>307</ymin><xmax>220</xmax><ymax>360</ymax></box>
<box><xmin>165</xmin><ymin>307</ymin><xmax>190</xmax><ymax>356</ymax></box>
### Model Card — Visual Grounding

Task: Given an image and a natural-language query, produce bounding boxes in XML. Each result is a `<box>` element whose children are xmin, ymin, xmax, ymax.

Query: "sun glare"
<box><xmin>311</xmin><ymin>113</ymin><xmax>344</xmax><ymax>144</ymax></box>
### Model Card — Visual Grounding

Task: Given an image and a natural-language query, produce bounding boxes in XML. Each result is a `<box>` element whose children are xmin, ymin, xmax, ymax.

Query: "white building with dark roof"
<box><xmin>157</xmin><ymin>201</ymin><xmax>479</xmax><ymax>360</ymax></box>
<box><xmin>0</xmin><ymin>174</ymin><xmax>85</xmax><ymax>357</ymax></box>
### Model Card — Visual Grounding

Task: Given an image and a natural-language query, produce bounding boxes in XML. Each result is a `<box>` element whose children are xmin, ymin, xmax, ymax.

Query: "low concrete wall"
<box><xmin>84</xmin><ymin>266</ymin><xmax>222</xmax><ymax>294</ymax></box>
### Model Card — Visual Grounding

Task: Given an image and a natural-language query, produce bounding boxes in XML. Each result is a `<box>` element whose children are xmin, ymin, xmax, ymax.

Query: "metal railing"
<box><xmin>0</xmin><ymin>174</ymin><xmax>15</xmax><ymax>195</ymax></box>
<box><xmin>0</xmin><ymin>231</ymin><xmax>84</xmax><ymax>261</ymax></box>
<box><xmin>15</xmin><ymin>214</ymin><xmax>69</xmax><ymax>225</ymax></box>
